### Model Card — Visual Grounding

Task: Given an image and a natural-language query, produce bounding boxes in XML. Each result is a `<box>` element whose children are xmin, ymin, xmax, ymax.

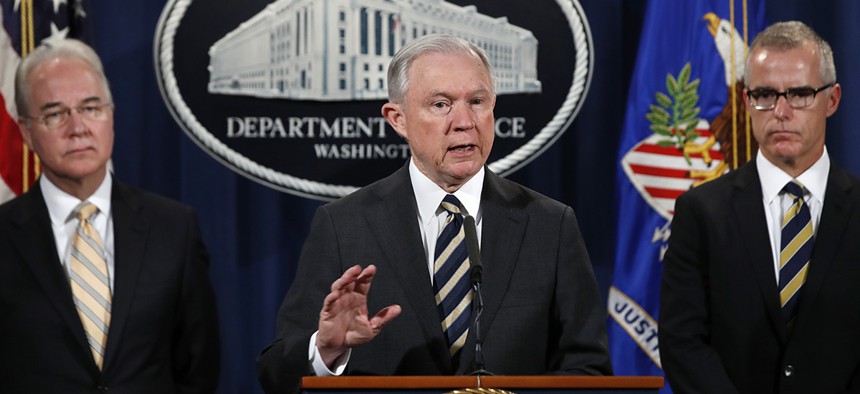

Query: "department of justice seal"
<box><xmin>155</xmin><ymin>0</ymin><xmax>594</xmax><ymax>200</ymax></box>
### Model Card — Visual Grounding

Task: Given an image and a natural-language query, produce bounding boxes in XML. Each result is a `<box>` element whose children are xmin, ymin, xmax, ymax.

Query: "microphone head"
<box><xmin>463</xmin><ymin>215</ymin><xmax>483</xmax><ymax>284</ymax></box>
<box><xmin>464</xmin><ymin>215</ymin><xmax>476</xmax><ymax>233</ymax></box>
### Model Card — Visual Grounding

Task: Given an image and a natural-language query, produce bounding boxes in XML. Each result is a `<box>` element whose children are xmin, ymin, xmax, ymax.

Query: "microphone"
<box><xmin>463</xmin><ymin>215</ymin><xmax>492</xmax><ymax>376</ymax></box>
<box><xmin>463</xmin><ymin>215</ymin><xmax>482</xmax><ymax>285</ymax></box>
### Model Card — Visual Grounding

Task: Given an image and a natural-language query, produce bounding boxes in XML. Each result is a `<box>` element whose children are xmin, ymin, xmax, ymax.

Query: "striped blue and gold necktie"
<box><xmin>433</xmin><ymin>194</ymin><xmax>472</xmax><ymax>357</ymax></box>
<box><xmin>70</xmin><ymin>202</ymin><xmax>111</xmax><ymax>370</ymax></box>
<box><xmin>779</xmin><ymin>181</ymin><xmax>813</xmax><ymax>328</ymax></box>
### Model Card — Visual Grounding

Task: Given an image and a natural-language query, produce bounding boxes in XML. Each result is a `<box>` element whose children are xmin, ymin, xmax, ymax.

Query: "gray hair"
<box><xmin>745</xmin><ymin>21</ymin><xmax>836</xmax><ymax>85</ymax></box>
<box><xmin>15</xmin><ymin>38</ymin><xmax>112</xmax><ymax>117</ymax></box>
<box><xmin>386</xmin><ymin>33</ymin><xmax>495</xmax><ymax>104</ymax></box>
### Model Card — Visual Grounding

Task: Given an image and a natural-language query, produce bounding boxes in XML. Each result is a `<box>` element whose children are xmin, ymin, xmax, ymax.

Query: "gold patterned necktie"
<box><xmin>433</xmin><ymin>194</ymin><xmax>472</xmax><ymax>357</ymax></box>
<box><xmin>70</xmin><ymin>202</ymin><xmax>111</xmax><ymax>370</ymax></box>
<box><xmin>779</xmin><ymin>181</ymin><xmax>813</xmax><ymax>328</ymax></box>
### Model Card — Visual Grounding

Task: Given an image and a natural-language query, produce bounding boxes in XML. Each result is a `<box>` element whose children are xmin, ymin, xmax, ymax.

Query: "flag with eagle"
<box><xmin>609</xmin><ymin>1</ymin><xmax>764</xmax><ymax>391</ymax></box>
<box><xmin>0</xmin><ymin>0</ymin><xmax>93</xmax><ymax>204</ymax></box>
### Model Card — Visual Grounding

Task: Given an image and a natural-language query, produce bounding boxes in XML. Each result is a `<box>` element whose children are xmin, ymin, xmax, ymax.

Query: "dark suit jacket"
<box><xmin>660</xmin><ymin>160</ymin><xmax>860</xmax><ymax>394</ymax></box>
<box><xmin>257</xmin><ymin>165</ymin><xmax>612</xmax><ymax>394</ymax></box>
<box><xmin>0</xmin><ymin>179</ymin><xmax>220</xmax><ymax>394</ymax></box>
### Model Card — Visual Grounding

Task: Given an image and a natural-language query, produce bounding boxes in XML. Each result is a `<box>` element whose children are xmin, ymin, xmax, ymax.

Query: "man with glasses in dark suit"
<box><xmin>660</xmin><ymin>21</ymin><xmax>860</xmax><ymax>393</ymax></box>
<box><xmin>0</xmin><ymin>39</ymin><xmax>219</xmax><ymax>393</ymax></box>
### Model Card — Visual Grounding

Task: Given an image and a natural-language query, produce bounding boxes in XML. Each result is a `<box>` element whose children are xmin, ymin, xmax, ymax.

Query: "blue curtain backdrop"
<box><xmin>82</xmin><ymin>1</ymin><xmax>860</xmax><ymax>392</ymax></box>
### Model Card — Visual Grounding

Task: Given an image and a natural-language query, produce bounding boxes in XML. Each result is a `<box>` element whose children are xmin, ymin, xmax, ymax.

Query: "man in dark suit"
<box><xmin>257</xmin><ymin>34</ymin><xmax>611</xmax><ymax>394</ymax></box>
<box><xmin>0</xmin><ymin>39</ymin><xmax>219</xmax><ymax>393</ymax></box>
<box><xmin>660</xmin><ymin>21</ymin><xmax>860</xmax><ymax>393</ymax></box>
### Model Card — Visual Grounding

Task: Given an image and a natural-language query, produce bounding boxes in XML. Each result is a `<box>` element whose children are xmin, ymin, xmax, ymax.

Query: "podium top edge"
<box><xmin>302</xmin><ymin>375</ymin><xmax>664</xmax><ymax>389</ymax></box>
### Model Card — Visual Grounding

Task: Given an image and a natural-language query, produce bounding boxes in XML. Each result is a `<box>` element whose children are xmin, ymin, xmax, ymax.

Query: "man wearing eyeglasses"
<box><xmin>659</xmin><ymin>21</ymin><xmax>860</xmax><ymax>394</ymax></box>
<box><xmin>0</xmin><ymin>39</ymin><xmax>220</xmax><ymax>393</ymax></box>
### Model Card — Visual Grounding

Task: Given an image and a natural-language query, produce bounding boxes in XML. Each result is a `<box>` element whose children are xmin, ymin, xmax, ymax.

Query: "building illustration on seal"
<box><xmin>207</xmin><ymin>0</ymin><xmax>541</xmax><ymax>101</ymax></box>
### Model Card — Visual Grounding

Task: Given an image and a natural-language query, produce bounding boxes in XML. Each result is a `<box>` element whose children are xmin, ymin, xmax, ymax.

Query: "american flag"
<box><xmin>0</xmin><ymin>0</ymin><xmax>92</xmax><ymax>203</ymax></box>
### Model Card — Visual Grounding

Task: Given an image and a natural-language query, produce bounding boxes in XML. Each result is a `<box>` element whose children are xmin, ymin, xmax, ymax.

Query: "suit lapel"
<box><xmin>794</xmin><ymin>165</ymin><xmax>855</xmax><ymax>333</ymax></box>
<box><xmin>457</xmin><ymin>170</ymin><xmax>527</xmax><ymax>373</ymax></box>
<box><xmin>731</xmin><ymin>162</ymin><xmax>786</xmax><ymax>341</ymax></box>
<box><xmin>11</xmin><ymin>185</ymin><xmax>95</xmax><ymax>368</ymax></box>
<box><xmin>102</xmin><ymin>181</ymin><xmax>148</xmax><ymax>370</ymax></box>
<box><xmin>363</xmin><ymin>166</ymin><xmax>451</xmax><ymax>370</ymax></box>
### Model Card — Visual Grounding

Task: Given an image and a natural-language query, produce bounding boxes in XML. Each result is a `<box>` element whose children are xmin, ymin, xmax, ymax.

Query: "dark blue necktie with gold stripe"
<box><xmin>779</xmin><ymin>181</ymin><xmax>813</xmax><ymax>328</ymax></box>
<box><xmin>433</xmin><ymin>194</ymin><xmax>472</xmax><ymax>356</ymax></box>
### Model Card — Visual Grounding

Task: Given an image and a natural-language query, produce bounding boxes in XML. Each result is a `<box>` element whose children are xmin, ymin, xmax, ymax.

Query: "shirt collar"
<box><xmin>410</xmin><ymin>160</ymin><xmax>484</xmax><ymax>226</ymax></box>
<box><xmin>40</xmin><ymin>174</ymin><xmax>113</xmax><ymax>225</ymax></box>
<box><xmin>757</xmin><ymin>147</ymin><xmax>829</xmax><ymax>205</ymax></box>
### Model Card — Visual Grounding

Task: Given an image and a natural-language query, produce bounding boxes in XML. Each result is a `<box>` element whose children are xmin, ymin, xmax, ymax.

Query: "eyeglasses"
<box><xmin>25</xmin><ymin>102</ymin><xmax>114</xmax><ymax>129</ymax></box>
<box><xmin>746</xmin><ymin>83</ymin><xmax>833</xmax><ymax>111</ymax></box>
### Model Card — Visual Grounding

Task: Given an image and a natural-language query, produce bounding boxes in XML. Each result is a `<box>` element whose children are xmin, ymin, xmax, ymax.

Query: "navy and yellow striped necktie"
<box><xmin>433</xmin><ymin>194</ymin><xmax>472</xmax><ymax>356</ymax></box>
<box><xmin>779</xmin><ymin>181</ymin><xmax>813</xmax><ymax>328</ymax></box>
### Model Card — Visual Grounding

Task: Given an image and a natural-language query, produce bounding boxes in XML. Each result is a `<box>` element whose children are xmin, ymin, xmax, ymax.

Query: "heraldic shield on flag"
<box><xmin>609</xmin><ymin>1</ymin><xmax>764</xmax><ymax>391</ymax></box>
<box><xmin>155</xmin><ymin>0</ymin><xmax>595</xmax><ymax>200</ymax></box>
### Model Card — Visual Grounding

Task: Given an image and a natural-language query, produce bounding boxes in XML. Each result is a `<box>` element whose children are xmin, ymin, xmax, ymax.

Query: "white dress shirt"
<box><xmin>409</xmin><ymin>161</ymin><xmax>484</xmax><ymax>281</ymax></box>
<box><xmin>756</xmin><ymin>148</ymin><xmax>828</xmax><ymax>284</ymax></box>
<box><xmin>40</xmin><ymin>174</ymin><xmax>115</xmax><ymax>292</ymax></box>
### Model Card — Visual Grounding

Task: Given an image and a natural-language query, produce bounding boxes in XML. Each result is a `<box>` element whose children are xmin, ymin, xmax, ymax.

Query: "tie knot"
<box><xmin>75</xmin><ymin>202</ymin><xmax>99</xmax><ymax>222</ymax></box>
<box><xmin>783</xmin><ymin>181</ymin><xmax>807</xmax><ymax>199</ymax></box>
<box><xmin>440</xmin><ymin>194</ymin><xmax>463</xmax><ymax>215</ymax></box>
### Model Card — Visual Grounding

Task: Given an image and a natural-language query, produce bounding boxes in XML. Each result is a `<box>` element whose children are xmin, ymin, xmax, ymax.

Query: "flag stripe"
<box><xmin>634</xmin><ymin>143</ymin><xmax>725</xmax><ymax>160</ymax></box>
<box><xmin>644</xmin><ymin>186</ymin><xmax>685</xmax><ymax>200</ymax></box>
<box><xmin>628</xmin><ymin>163</ymin><xmax>690</xmax><ymax>178</ymax></box>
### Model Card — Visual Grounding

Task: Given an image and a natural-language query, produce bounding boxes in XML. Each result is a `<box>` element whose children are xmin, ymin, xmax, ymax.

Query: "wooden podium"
<box><xmin>302</xmin><ymin>376</ymin><xmax>663</xmax><ymax>394</ymax></box>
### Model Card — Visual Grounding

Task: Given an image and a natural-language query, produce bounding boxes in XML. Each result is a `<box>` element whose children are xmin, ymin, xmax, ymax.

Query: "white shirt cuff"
<box><xmin>308</xmin><ymin>331</ymin><xmax>350</xmax><ymax>376</ymax></box>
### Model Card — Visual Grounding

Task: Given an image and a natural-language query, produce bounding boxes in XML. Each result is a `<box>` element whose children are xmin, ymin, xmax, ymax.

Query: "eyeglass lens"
<box><xmin>748</xmin><ymin>84</ymin><xmax>832</xmax><ymax>110</ymax></box>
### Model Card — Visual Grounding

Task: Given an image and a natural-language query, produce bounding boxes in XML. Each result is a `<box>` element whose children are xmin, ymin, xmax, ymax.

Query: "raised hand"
<box><xmin>315</xmin><ymin>264</ymin><xmax>401</xmax><ymax>367</ymax></box>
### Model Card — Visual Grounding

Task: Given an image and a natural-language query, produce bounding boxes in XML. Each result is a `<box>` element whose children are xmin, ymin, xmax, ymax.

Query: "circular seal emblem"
<box><xmin>155</xmin><ymin>0</ymin><xmax>594</xmax><ymax>200</ymax></box>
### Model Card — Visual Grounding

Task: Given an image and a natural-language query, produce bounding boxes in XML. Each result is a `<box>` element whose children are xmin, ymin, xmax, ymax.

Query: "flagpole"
<box><xmin>743</xmin><ymin>0</ymin><xmax>752</xmax><ymax>163</ymax></box>
<box><xmin>19</xmin><ymin>0</ymin><xmax>39</xmax><ymax>193</ymax></box>
<box><xmin>729</xmin><ymin>0</ymin><xmax>739</xmax><ymax>170</ymax></box>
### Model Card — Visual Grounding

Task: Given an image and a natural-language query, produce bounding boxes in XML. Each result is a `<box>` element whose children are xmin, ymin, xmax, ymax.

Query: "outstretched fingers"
<box><xmin>329</xmin><ymin>265</ymin><xmax>364</xmax><ymax>293</ymax></box>
<box><xmin>353</xmin><ymin>265</ymin><xmax>377</xmax><ymax>296</ymax></box>
<box><xmin>317</xmin><ymin>264</ymin><xmax>400</xmax><ymax>361</ymax></box>
<box><xmin>370</xmin><ymin>304</ymin><xmax>402</xmax><ymax>332</ymax></box>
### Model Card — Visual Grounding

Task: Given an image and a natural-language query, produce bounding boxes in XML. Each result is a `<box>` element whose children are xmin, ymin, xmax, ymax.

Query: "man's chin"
<box><xmin>764</xmin><ymin>143</ymin><xmax>802</xmax><ymax>159</ymax></box>
<box><xmin>447</xmin><ymin>162</ymin><xmax>483</xmax><ymax>179</ymax></box>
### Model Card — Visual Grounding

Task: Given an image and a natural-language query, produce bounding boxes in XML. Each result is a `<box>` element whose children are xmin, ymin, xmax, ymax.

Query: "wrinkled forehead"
<box><xmin>411</xmin><ymin>49</ymin><xmax>491</xmax><ymax>79</ymax></box>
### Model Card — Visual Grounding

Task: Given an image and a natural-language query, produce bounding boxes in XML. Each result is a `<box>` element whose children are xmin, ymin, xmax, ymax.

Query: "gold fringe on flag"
<box><xmin>19</xmin><ymin>0</ymin><xmax>41</xmax><ymax>193</ymax></box>
<box><xmin>743</xmin><ymin>0</ymin><xmax>751</xmax><ymax>163</ymax></box>
<box><xmin>728</xmin><ymin>0</ymin><xmax>753</xmax><ymax>170</ymax></box>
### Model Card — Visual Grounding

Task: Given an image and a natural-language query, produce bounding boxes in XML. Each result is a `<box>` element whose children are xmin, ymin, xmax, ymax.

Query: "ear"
<box><xmin>742</xmin><ymin>88</ymin><xmax>751</xmax><ymax>109</ymax></box>
<box><xmin>17</xmin><ymin>118</ymin><xmax>34</xmax><ymax>149</ymax></box>
<box><xmin>381</xmin><ymin>102</ymin><xmax>408</xmax><ymax>139</ymax></box>
<box><xmin>826</xmin><ymin>83</ymin><xmax>841</xmax><ymax>117</ymax></box>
